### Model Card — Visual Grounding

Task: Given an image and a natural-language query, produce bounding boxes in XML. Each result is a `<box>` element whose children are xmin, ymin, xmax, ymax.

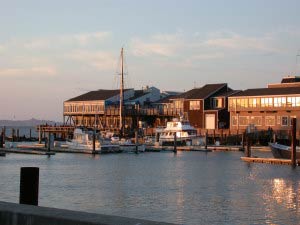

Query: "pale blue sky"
<box><xmin>1</xmin><ymin>0</ymin><xmax>300</xmax><ymax>121</ymax></box>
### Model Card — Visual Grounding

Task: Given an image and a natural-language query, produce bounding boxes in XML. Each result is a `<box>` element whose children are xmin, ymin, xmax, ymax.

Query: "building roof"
<box><xmin>213</xmin><ymin>90</ymin><xmax>242</xmax><ymax>97</ymax></box>
<box><xmin>154</xmin><ymin>95</ymin><xmax>177</xmax><ymax>104</ymax></box>
<box><xmin>231</xmin><ymin>87</ymin><xmax>300</xmax><ymax>97</ymax></box>
<box><xmin>281</xmin><ymin>76</ymin><xmax>300</xmax><ymax>83</ymax></box>
<box><xmin>173</xmin><ymin>83</ymin><xmax>227</xmax><ymax>100</ymax></box>
<box><xmin>66</xmin><ymin>89</ymin><xmax>122</xmax><ymax>102</ymax></box>
<box><xmin>128</xmin><ymin>90</ymin><xmax>147</xmax><ymax>101</ymax></box>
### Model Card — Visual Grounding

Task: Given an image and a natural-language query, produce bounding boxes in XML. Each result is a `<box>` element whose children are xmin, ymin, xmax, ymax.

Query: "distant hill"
<box><xmin>0</xmin><ymin>118</ymin><xmax>62</xmax><ymax>127</ymax></box>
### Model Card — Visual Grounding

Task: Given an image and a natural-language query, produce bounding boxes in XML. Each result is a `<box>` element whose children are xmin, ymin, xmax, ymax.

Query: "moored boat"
<box><xmin>157</xmin><ymin>118</ymin><xmax>197</xmax><ymax>146</ymax></box>
<box><xmin>269</xmin><ymin>142</ymin><xmax>300</xmax><ymax>159</ymax></box>
<box><xmin>67</xmin><ymin>127</ymin><xmax>120</xmax><ymax>153</ymax></box>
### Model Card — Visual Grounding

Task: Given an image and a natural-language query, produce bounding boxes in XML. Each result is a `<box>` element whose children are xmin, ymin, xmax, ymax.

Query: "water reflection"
<box><xmin>268</xmin><ymin>179</ymin><xmax>300</xmax><ymax>211</ymax></box>
<box><xmin>1</xmin><ymin>152</ymin><xmax>300</xmax><ymax>224</ymax></box>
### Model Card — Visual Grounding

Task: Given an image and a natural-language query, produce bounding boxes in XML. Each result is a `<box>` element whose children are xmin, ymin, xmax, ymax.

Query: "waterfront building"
<box><xmin>63</xmin><ymin>86</ymin><xmax>173</xmax><ymax>131</ymax></box>
<box><xmin>157</xmin><ymin>83</ymin><xmax>239</xmax><ymax>130</ymax></box>
<box><xmin>228</xmin><ymin>76</ymin><xmax>300</xmax><ymax>131</ymax></box>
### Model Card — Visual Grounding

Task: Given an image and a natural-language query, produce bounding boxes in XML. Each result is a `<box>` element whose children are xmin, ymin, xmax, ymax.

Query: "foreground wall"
<box><xmin>0</xmin><ymin>201</ymin><xmax>175</xmax><ymax>225</ymax></box>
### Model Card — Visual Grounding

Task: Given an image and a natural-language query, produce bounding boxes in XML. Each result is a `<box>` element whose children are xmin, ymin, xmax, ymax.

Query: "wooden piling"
<box><xmin>92</xmin><ymin>130</ymin><xmax>96</xmax><ymax>154</ymax></box>
<box><xmin>29</xmin><ymin>129</ymin><xmax>32</xmax><ymax>140</ymax></box>
<box><xmin>0</xmin><ymin>131</ymin><xmax>3</xmax><ymax>148</ymax></box>
<box><xmin>38</xmin><ymin>125</ymin><xmax>42</xmax><ymax>144</ymax></box>
<box><xmin>273</xmin><ymin>133</ymin><xmax>276</xmax><ymax>143</ymax></box>
<box><xmin>17</xmin><ymin>129</ymin><xmax>19</xmax><ymax>141</ymax></box>
<box><xmin>47</xmin><ymin>132</ymin><xmax>51</xmax><ymax>152</ymax></box>
<box><xmin>2</xmin><ymin>127</ymin><xmax>5</xmax><ymax>145</ymax></box>
<box><xmin>242</xmin><ymin>132</ymin><xmax>245</xmax><ymax>151</ymax></box>
<box><xmin>291</xmin><ymin>118</ymin><xmax>297</xmax><ymax>167</ymax></box>
<box><xmin>19</xmin><ymin>167</ymin><xmax>39</xmax><ymax>206</ymax></box>
<box><xmin>205</xmin><ymin>130</ymin><xmax>208</xmax><ymax>149</ymax></box>
<box><xmin>12</xmin><ymin>128</ymin><xmax>15</xmax><ymax>142</ymax></box>
<box><xmin>135</xmin><ymin>130</ymin><xmax>138</xmax><ymax>154</ymax></box>
<box><xmin>245</xmin><ymin>135</ymin><xmax>251</xmax><ymax>157</ymax></box>
<box><xmin>173</xmin><ymin>132</ymin><xmax>177</xmax><ymax>153</ymax></box>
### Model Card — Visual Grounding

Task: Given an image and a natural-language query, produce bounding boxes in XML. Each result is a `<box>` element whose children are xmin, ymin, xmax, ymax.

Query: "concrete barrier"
<box><xmin>0</xmin><ymin>201</ymin><xmax>176</xmax><ymax>225</ymax></box>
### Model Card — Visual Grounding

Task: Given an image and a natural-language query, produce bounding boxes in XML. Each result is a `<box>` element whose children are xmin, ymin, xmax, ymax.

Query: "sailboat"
<box><xmin>118</xmin><ymin>48</ymin><xmax>145</xmax><ymax>153</ymax></box>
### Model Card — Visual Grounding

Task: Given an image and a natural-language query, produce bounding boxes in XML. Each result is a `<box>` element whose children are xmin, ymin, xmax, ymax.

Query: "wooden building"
<box><xmin>228</xmin><ymin>76</ymin><xmax>300</xmax><ymax>131</ymax></box>
<box><xmin>157</xmin><ymin>83</ymin><xmax>239</xmax><ymax>129</ymax></box>
<box><xmin>63</xmin><ymin>86</ymin><xmax>172</xmax><ymax>131</ymax></box>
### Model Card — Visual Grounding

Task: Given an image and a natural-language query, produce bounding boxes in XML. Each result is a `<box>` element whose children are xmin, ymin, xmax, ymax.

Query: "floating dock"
<box><xmin>4</xmin><ymin>148</ymin><xmax>55</xmax><ymax>155</ymax></box>
<box><xmin>145</xmin><ymin>146</ymin><xmax>212</xmax><ymax>152</ymax></box>
<box><xmin>241</xmin><ymin>157</ymin><xmax>300</xmax><ymax>166</ymax></box>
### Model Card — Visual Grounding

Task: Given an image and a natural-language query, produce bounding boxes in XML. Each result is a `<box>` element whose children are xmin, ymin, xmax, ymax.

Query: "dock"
<box><xmin>145</xmin><ymin>146</ymin><xmax>212</xmax><ymax>152</ymax></box>
<box><xmin>241</xmin><ymin>157</ymin><xmax>300</xmax><ymax>166</ymax></box>
<box><xmin>206</xmin><ymin>145</ymin><xmax>243</xmax><ymax>151</ymax></box>
<box><xmin>4</xmin><ymin>148</ymin><xmax>55</xmax><ymax>156</ymax></box>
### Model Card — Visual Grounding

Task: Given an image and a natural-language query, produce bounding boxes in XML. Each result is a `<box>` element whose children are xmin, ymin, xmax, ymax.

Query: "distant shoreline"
<box><xmin>0</xmin><ymin>118</ymin><xmax>62</xmax><ymax>127</ymax></box>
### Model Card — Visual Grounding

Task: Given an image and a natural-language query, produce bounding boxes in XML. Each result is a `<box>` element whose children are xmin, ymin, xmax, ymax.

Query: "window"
<box><xmin>249</xmin><ymin>98</ymin><xmax>258</xmax><ymax>108</ymax></box>
<box><xmin>261</xmin><ymin>97</ymin><xmax>273</xmax><ymax>107</ymax></box>
<box><xmin>240</xmin><ymin>98</ymin><xmax>248</xmax><ymax>108</ymax></box>
<box><xmin>250</xmin><ymin>116</ymin><xmax>262</xmax><ymax>126</ymax></box>
<box><xmin>287</xmin><ymin>97</ymin><xmax>293</xmax><ymax>107</ymax></box>
<box><xmin>229</xmin><ymin>98</ymin><xmax>236</xmax><ymax>109</ymax></box>
<box><xmin>174</xmin><ymin>100</ymin><xmax>184</xmax><ymax>109</ymax></box>
<box><xmin>213</xmin><ymin>98</ymin><xmax>223</xmax><ymax>108</ymax></box>
<box><xmin>277</xmin><ymin>116</ymin><xmax>281</xmax><ymax>125</ymax></box>
<box><xmin>236</xmin><ymin>99</ymin><xmax>241</xmax><ymax>108</ymax></box>
<box><xmin>297</xmin><ymin>97</ymin><xmax>300</xmax><ymax>107</ymax></box>
<box><xmin>274</xmin><ymin>97</ymin><xmax>281</xmax><ymax>107</ymax></box>
<box><xmin>265</xmin><ymin>116</ymin><xmax>275</xmax><ymax>126</ymax></box>
<box><xmin>239</xmin><ymin>116</ymin><xmax>249</xmax><ymax>126</ymax></box>
<box><xmin>281</xmin><ymin>116</ymin><xmax>288</xmax><ymax>126</ymax></box>
<box><xmin>190</xmin><ymin>101</ymin><xmax>200</xmax><ymax>110</ymax></box>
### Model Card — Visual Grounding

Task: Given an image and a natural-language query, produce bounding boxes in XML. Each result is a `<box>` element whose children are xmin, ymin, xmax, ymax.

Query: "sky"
<box><xmin>1</xmin><ymin>0</ymin><xmax>300</xmax><ymax>121</ymax></box>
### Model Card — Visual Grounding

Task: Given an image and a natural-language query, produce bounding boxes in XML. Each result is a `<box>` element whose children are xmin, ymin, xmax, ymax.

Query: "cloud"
<box><xmin>23</xmin><ymin>31</ymin><xmax>111</xmax><ymax>49</ymax></box>
<box><xmin>129</xmin><ymin>30</ymin><xmax>287</xmax><ymax>69</ymax></box>
<box><xmin>59</xmin><ymin>31</ymin><xmax>111</xmax><ymax>46</ymax></box>
<box><xmin>203</xmin><ymin>32</ymin><xmax>278</xmax><ymax>53</ymax></box>
<box><xmin>24</xmin><ymin>39</ymin><xmax>51</xmax><ymax>49</ymax></box>
<box><xmin>0</xmin><ymin>66</ymin><xmax>57</xmax><ymax>76</ymax></box>
<box><xmin>65</xmin><ymin>50</ymin><xmax>115</xmax><ymax>71</ymax></box>
<box><xmin>130</xmin><ymin>32</ymin><xmax>183</xmax><ymax>57</ymax></box>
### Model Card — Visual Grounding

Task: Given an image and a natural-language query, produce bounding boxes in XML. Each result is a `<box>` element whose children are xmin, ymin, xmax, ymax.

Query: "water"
<box><xmin>1</xmin><ymin>151</ymin><xmax>300</xmax><ymax>224</ymax></box>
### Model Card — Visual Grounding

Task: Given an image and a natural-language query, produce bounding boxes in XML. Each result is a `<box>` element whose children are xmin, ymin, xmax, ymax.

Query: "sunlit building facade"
<box><xmin>228</xmin><ymin>76</ymin><xmax>300</xmax><ymax>131</ymax></box>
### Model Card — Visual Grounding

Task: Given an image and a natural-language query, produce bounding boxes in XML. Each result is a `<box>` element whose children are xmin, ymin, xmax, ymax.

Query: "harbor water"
<box><xmin>1</xmin><ymin>151</ymin><xmax>300</xmax><ymax>224</ymax></box>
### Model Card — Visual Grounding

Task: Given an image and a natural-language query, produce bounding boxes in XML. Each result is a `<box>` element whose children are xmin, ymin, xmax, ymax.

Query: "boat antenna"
<box><xmin>296</xmin><ymin>50</ymin><xmax>300</xmax><ymax>75</ymax></box>
<box><xmin>119</xmin><ymin>48</ymin><xmax>125</xmax><ymax>136</ymax></box>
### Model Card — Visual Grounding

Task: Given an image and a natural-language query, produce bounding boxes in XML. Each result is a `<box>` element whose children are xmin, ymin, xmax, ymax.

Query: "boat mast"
<box><xmin>119</xmin><ymin>48</ymin><xmax>124</xmax><ymax>136</ymax></box>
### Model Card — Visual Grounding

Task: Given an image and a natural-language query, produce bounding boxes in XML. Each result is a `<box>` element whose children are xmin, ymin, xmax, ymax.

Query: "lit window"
<box><xmin>250</xmin><ymin>116</ymin><xmax>262</xmax><ymax>126</ymax></box>
<box><xmin>239</xmin><ymin>116</ymin><xmax>249</xmax><ymax>126</ymax></box>
<box><xmin>213</xmin><ymin>98</ymin><xmax>223</xmax><ymax>108</ymax></box>
<box><xmin>296</xmin><ymin>97</ymin><xmax>300</xmax><ymax>107</ymax></box>
<box><xmin>189</xmin><ymin>101</ymin><xmax>200</xmax><ymax>110</ymax></box>
<box><xmin>265</xmin><ymin>116</ymin><xmax>275</xmax><ymax>126</ymax></box>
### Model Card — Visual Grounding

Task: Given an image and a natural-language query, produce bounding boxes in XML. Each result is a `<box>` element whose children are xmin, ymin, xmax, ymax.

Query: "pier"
<box><xmin>241</xmin><ymin>157</ymin><xmax>300</xmax><ymax>166</ymax></box>
<box><xmin>241</xmin><ymin>118</ymin><xmax>299</xmax><ymax>166</ymax></box>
